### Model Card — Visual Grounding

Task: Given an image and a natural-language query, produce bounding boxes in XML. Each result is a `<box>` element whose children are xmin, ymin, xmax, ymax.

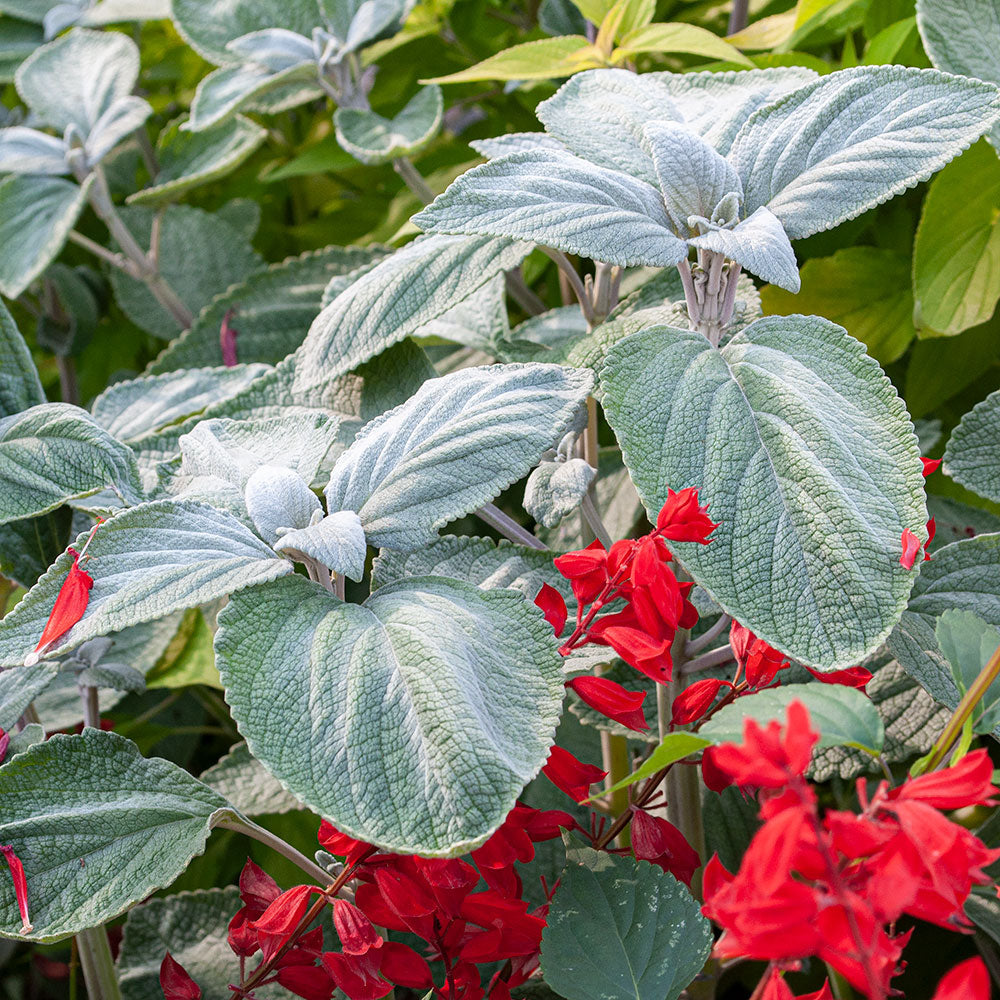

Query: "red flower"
<box><xmin>567</xmin><ymin>675</ymin><xmax>648</xmax><ymax>731</ymax></box>
<box><xmin>656</xmin><ymin>487</ymin><xmax>718</xmax><ymax>544</ymax></box>
<box><xmin>252</xmin><ymin>884</ymin><xmax>314</xmax><ymax>961</ymax></box>
<box><xmin>317</xmin><ymin>821</ymin><xmax>373</xmax><ymax>868</ymax></box>
<box><xmin>220</xmin><ymin>308</ymin><xmax>239</xmax><ymax>368</ymax></box>
<box><xmin>0</xmin><ymin>728</ymin><xmax>8</xmax><ymax>765</ymax></box>
<box><xmin>709</xmin><ymin>701</ymin><xmax>819</xmax><ymax>789</ymax></box>
<box><xmin>630</xmin><ymin>808</ymin><xmax>700</xmax><ymax>886</ymax></box>
<box><xmin>803</xmin><ymin>664</ymin><xmax>872</xmax><ymax>690</ymax></box>
<box><xmin>24</xmin><ymin>547</ymin><xmax>93</xmax><ymax>665</ymax></box>
<box><xmin>553</xmin><ymin>540</ymin><xmax>608</xmax><ymax>606</ymax></box>
<box><xmin>334</xmin><ymin>899</ymin><xmax>383</xmax><ymax>955</ymax></box>
<box><xmin>891</xmin><ymin>748</ymin><xmax>998</xmax><ymax>809</ymax></box>
<box><xmin>159</xmin><ymin>953</ymin><xmax>201</xmax><ymax>1000</ymax></box>
<box><xmin>672</xmin><ymin>678</ymin><xmax>732</xmax><ymax>725</ymax></box>
<box><xmin>1</xmin><ymin>844</ymin><xmax>31</xmax><ymax>935</ymax></box>
<box><xmin>922</xmin><ymin>457</ymin><xmax>942</xmax><ymax>477</ymax></box>
<box><xmin>276</xmin><ymin>963</ymin><xmax>335</xmax><ymax>1000</ymax></box>
<box><xmin>900</xmin><ymin>528</ymin><xmax>926</xmax><ymax>569</ymax></box>
<box><xmin>379</xmin><ymin>941</ymin><xmax>434</xmax><ymax>989</ymax></box>
<box><xmin>761</xmin><ymin>968</ymin><xmax>834</xmax><ymax>1000</ymax></box>
<box><xmin>322</xmin><ymin>950</ymin><xmax>392</xmax><ymax>1000</ymax></box>
<box><xmin>542</xmin><ymin>746</ymin><xmax>606</xmax><ymax>802</ymax></box>
<box><xmin>931</xmin><ymin>957</ymin><xmax>990</xmax><ymax>1000</ymax></box>
<box><xmin>730</xmin><ymin>621</ymin><xmax>787</xmax><ymax>688</ymax></box>
<box><xmin>534</xmin><ymin>583</ymin><xmax>567</xmax><ymax>635</ymax></box>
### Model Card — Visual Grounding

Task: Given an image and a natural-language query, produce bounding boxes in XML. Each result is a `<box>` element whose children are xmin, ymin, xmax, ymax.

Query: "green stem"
<box><xmin>913</xmin><ymin>642</ymin><xmax>1000</xmax><ymax>774</ymax></box>
<box><xmin>394</xmin><ymin>156</ymin><xmax>435</xmax><ymax>205</ymax></box>
<box><xmin>76</xmin><ymin>924</ymin><xmax>123</xmax><ymax>1000</ymax></box>
<box><xmin>214</xmin><ymin>815</ymin><xmax>332</xmax><ymax>885</ymax></box>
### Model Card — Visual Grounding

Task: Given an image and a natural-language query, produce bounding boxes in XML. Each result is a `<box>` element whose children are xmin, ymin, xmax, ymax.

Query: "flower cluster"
<box><xmin>161</xmin><ymin>803</ymin><xmax>575</xmax><ymax>1000</ymax></box>
<box><xmin>702</xmin><ymin>701</ymin><xmax>998</xmax><ymax>999</ymax></box>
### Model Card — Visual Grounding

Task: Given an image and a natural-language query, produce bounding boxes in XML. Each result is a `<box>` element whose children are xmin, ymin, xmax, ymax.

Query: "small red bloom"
<box><xmin>379</xmin><ymin>941</ymin><xmax>434</xmax><ymax>989</ymax></box>
<box><xmin>542</xmin><ymin>746</ymin><xmax>606</xmax><ymax>802</ymax></box>
<box><xmin>672</xmin><ymin>678</ymin><xmax>732</xmax><ymax>725</ymax></box>
<box><xmin>159</xmin><ymin>953</ymin><xmax>201</xmax><ymax>1000</ymax></box>
<box><xmin>922</xmin><ymin>457</ymin><xmax>942</xmax><ymax>477</ymax></box>
<box><xmin>931</xmin><ymin>956</ymin><xmax>990</xmax><ymax>1000</ymax></box>
<box><xmin>322</xmin><ymin>950</ymin><xmax>393</xmax><ymax>1000</ymax></box>
<box><xmin>252</xmin><ymin>884</ymin><xmax>314</xmax><ymax>961</ymax></box>
<box><xmin>730</xmin><ymin>621</ymin><xmax>787</xmax><ymax>689</ymax></box>
<box><xmin>631</xmin><ymin>808</ymin><xmax>700</xmax><ymax>886</ymax></box>
<box><xmin>534</xmin><ymin>583</ymin><xmax>567</xmax><ymax>635</ymax></box>
<box><xmin>710</xmin><ymin>701</ymin><xmax>819</xmax><ymax>788</ymax></box>
<box><xmin>553</xmin><ymin>540</ymin><xmax>608</xmax><ymax>606</ymax></box>
<box><xmin>900</xmin><ymin>528</ymin><xmax>924</xmax><ymax>569</ymax></box>
<box><xmin>276</xmin><ymin>963</ymin><xmax>335</xmax><ymax>1000</ymax></box>
<box><xmin>334</xmin><ymin>899</ymin><xmax>383</xmax><ymax>956</ymax></box>
<box><xmin>803</xmin><ymin>664</ymin><xmax>872</xmax><ymax>690</ymax></box>
<box><xmin>317</xmin><ymin>821</ymin><xmax>373</xmax><ymax>868</ymax></box>
<box><xmin>25</xmin><ymin>547</ymin><xmax>93</xmax><ymax>665</ymax></box>
<box><xmin>761</xmin><ymin>968</ymin><xmax>833</xmax><ymax>1000</ymax></box>
<box><xmin>656</xmin><ymin>487</ymin><xmax>718</xmax><ymax>544</ymax></box>
<box><xmin>893</xmin><ymin>748</ymin><xmax>998</xmax><ymax>809</ymax></box>
<box><xmin>1</xmin><ymin>844</ymin><xmax>31</xmax><ymax>935</ymax></box>
<box><xmin>567</xmin><ymin>674</ymin><xmax>648</xmax><ymax>731</ymax></box>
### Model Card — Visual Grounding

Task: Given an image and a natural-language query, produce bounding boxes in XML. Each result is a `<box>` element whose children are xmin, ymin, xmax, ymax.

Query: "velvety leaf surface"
<box><xmin>541</xmin><ymin>849</ymin><xmax>711</xmax><ymax>1000</ymax></box>
<box><xmin>0</xmin><ymin>662</ymin><xmax>58</xmax><ymax>730</ymax></box>
<box><xmin>151</xmin><ymin>245</ymin><xmax>390</xmax><ymax>371</ymax></box>
<box><xmin>0</xmin><ymin>297</ymin><xmax>43</xmax><ymax>416</ymax></box>
<box><xmin>601</xmin><ymin>316</ymin><xmax>925</xmax><ymax>669</ymax></box>
<box><xmin>216</xmin><ymin>573</ymin><xmax>564</xmax><ymax>855</ymax></box>
<box><xmin>700</xmin><ymin>682</ymin><xmax>885</xmax><ymax>754</ymax></box>
<box><xmin>0</xmin><ymin>501</ymin><xmax>291</xmax><ymax>667</ymax></box>
<box><xmin>118</xmin><ymin>887</ymin><xmax>242</xmax><ymax>1000</ymax></box>
<box><xmin>0</xmin><ymin>403</ymin><xmax>143</xmax><ymax>523</ymax></box>
<box><xmin>200</xmin><ymin>743</ymin><xmax>304</xmax><ymax>817</ymax></box>
<box><xmin>0</xmin><ymin>730</ymin><xmax>233</xmax><ymax>941</ymax></box>
<box><xmin>943</xmin><ymin>388</ymin><xmax>1000</xmax><ymax>503</ymax></box>
<box><xmin>324</xmin><ymin>363</ymin><xmax>591</xmax><ymax>549</ymax></box>
<box><xmin>729</xmin><ymin>65</ymin><xmax>1000</xmax><ymax>239</ymax></box>
<box><xmin>335</xmin><ymin>84</ymin><xmax>442</xmax><ymax>165</ymax></box>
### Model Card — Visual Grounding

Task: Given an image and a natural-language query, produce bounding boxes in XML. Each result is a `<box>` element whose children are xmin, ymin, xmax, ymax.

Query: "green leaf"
<box><xmin>524</xmin><ymin>458</ymin><xmax>596</xmax><ymax>528</ymax></box>
<box><xmin>423</xmin><ymin>36</ymin><xmax>595</xmax><ymax>84</ymax></box>
<box><xmin>216</xmin><ymin>573</ymin><xmax>564</xmax><ymax>855</ymax></box>
<box><xmin>0</xmin><ymin>501</ymin><xmax>291</xmax><ymax>668</ymax></box>
<box><xmin>935</xmin><ymin>608</ymin><xmax>1000</xmax><ymax>732</ymax></box>
<box><xmin>913</xmin><ymin>141</ymin><xmax>1000</xmax><ymax>337</ymax></box>
<box><xmin>729</xmin><ymin>65</ymin><xmax>1000</xmax><ymax>240</ymax></box>
<box><xmin>597</xmin><ymin>733</ymin><xmax>711</xmax><ymax>798</ymax></box>
<box><xmin>862</xmin><ymin>16</ymin><xmax>920</xmax><ymax>65</ymax></box>
<box><xmin>90</xmin><ymin>365</ymin><xmax>272</xmax><ymax>447</ymax></box>
<box><xmin>0</xmin><ymin>729</ymin><xmax>233</xmax><ymax>941</ymax></box>
<box><xmin>201</xmin><ymin>742</ymin><xmax>305</xmax><ymax>817</ymax></box>
<box><xmin>109</xmin><ymin>204</ymin><xmax>264</xmax><ymax>338</ymax></box>
<box><xmin>702</xmin><ymin>785</ymin><xmax>760</xmax><ymax>872</ymax></box>
<box><xmin>118</xmin><ymin>887</ymin><xmax>242</xmax><ymax>1000</ymax></box>
<box><xmin>170</xmin><ymin>0</ymin><xmax>323</xmax><ymax>66</ymax></box>
<box><xmin>761</xmin><ymin>246</ymin><xmax>916</xmax><ymax>364</ymax></box>
<box><xmin>540</xmin><ymin>849</ymin><xmax>711</xmax><ymax>1000</ymax></box>
<box><xmin>324</xmin><ymin>363</ymin><xmax>591</xmax><ymax>550</ymax></box>
<box><xmin>0</xmin><ymin>174</ymin><xmax>91</xmax><ymax>299</ymax></box>
<box><xmin>888</xmin><ymin>533</ymin><xmax>1000</xmax><ymax>711</ymax></box>
<box><xmin>295</xmin><ymin>235</ymin><xmax>531</xmax><ymax>391</ymax></box>
<box><xmin>615</xmin><ymin>22</ymin><xmax>753</xmax><ymax>66</ymax></box>
<box><xmin>187</xmin><ymin>61</ymin><xmax>319</xmax><ymax>132</ymax></box>
<box><xmin>149</xmin><ymin>246</ymin><xmax>390</xmax><ymax>372</ymax></box>
<box><xmin>414</xmin><ymin>148</ymin><xmax>689</xmax><ymax>268</ymax></box>
<box><xmin>944</xmin><ymin>389</ymin><xmax>1000</xmax><ymax>503</ymax></box>
<box><xmin>918</xmin><ymin>0</ymin><xmax>1000</xmax><ymax>147</ymax></box>
<box><xmin>700</xmin><ymin>682</ymin><xmax>885</xmax><ymax>754</ymax></box>
<box><xmin>144</xmin><ymin>606</ymin><xmax>221</xmax><ymax>691</ymax></box>
<box><xmin>335</xmin><ymin>84</ymin><xmax>442</xmax><ymax>166</ymax></box>
<box><xmin>0</xmin><ymin>296</ymin><xmax>42</xmax><ymax>416</ymax></box>
<box><xmin>0</xmin><ymin>506</ymin><xmax>72</xmax><ymax>590</ymax></box>
<box><xmin>0</xmin><ymin>403</ymin><xmax>143</xmax><ymax>523</ymax></box>
<box><xmin>15</xmin><ymin>27</ymin><xmax>138</xmax><ymax>132</ymax></box>
<box><xmin>128</xmin><ymin>115</ymin><xmax>267</xmax><ymax>205</ymax></box>
<box><xmin>601</xmin><ymin>315</ymin><xmax>926</xmax><ymax>669</ymax></box>
<box><xmin>0</xmin><ymin>662</ymin><xmax>58</xmax><ymax>730</ymax></box>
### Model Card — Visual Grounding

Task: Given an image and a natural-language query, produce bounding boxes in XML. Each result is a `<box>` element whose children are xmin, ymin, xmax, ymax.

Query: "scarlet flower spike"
<box><xmin>1</xmin><ymin>844</ymin><xmax>32</xmax><ymax>935</ymax></box>
<box><xmin>24</xmin><ymin>523</ymin><xmax>102</xmax><ymax>666</ymax></box>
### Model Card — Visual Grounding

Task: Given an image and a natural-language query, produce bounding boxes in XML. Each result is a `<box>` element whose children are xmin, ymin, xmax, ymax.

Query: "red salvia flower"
<box><xmin>534</xmin><ymin>583</ymin><xmax>567</xmax><ymax>635</ymax></box>
<box><xmin>1</xmin><ymin>844</ymin><xmax>31</xmax><ymax>935</ymax></box>
<box><xmin>656</xmin><ymin>487</ymin><xmax>719</xmax><ymax>544</ymax></box>
<box><xmin>730</xmin><ymin>621</ymin><xmax>788</xmax><ymax>689</ymax></box>
<box><xmin>922</xmin><ymin>457</ymin><xmax>942</xmax><ymax>477</ymax></box>
<box><xmin>24</xmin><ymin>546</ymin><xmax>93</xmax><ymax>665</ymax></box>
<box><xmin>251</xmin><ymin>884</ymin><xmax>315</xmax><ymax>961</ymax></box>
<box><xmin>672</xmin><ymin>678</ymin><xmax>733</xmax><ymax>725</ymax></box>
<box><xmin>891</xmin><ymin>747</ymin><xmax>998</xmax><ymax>809</ymax></box>
<box><xmin>567</xmin><ymin>674</ymin><xmax>648</xmax><ymax>731</ymax></box>
<box><xmin>542</xmin><ymin>745</ymin><xmax>606</xmax><ymax>802</ymax></box>
<box><xmin>159</xmin><ymin>953</ymin><xmax>201</xmax><ymax>1000</ymax></box>
<box><xmin>900</xmin><ymin>527</ymin><xmax>926</xmax><ymax>569</ymax></box>
<box><xmin>378</xmin><ymin>941</ymin><xmax>434</xmax><ymax>989</ymax></box>
<box><xmin>333</xmin><ymin>899</ymin><xmax>383</xmax><ymax>955</ymax></box>
<box><xmin>317</xmin><ymin>821</ymin><xmax>374</xmax><ymax>868</ymax></box>
<box><xmin>931</xmin><ymin>957</ymin><xmax>990</xmax><ymax>1000</ymax></box>
<box><xmin>322</xmin><ymin>949</ymin><xmax>393</xmax><ymax>1000</ymax></box>
<box><xmin>803</xmin><ymin>664</ymin><xmax>872</xmax><ymax>690</ymax></box>
<box><xmin>276</xmin><ymin>963</ymin><xmax>335</xmax><ymax>1000</ymax></box>
<box><xmin>630</xmin><ymin>808</ymin><xmax>700</xmax><ymax>886</ymax></box>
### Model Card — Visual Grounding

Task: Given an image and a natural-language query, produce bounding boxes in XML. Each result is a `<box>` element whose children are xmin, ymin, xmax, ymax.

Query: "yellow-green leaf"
<box><xmin>727</xmin><ymin>11</ymin><xmax>796</xmax><ymax>50</ymax></box>
<box><xmin>616</xmin><ymin>22</ymin><xmax>754</xmax><ymax>66</ymax></box>
<box><xmin>422</xmin><ymin>36</ymin><xmax>596</xmax><ymax>84</ymax></box>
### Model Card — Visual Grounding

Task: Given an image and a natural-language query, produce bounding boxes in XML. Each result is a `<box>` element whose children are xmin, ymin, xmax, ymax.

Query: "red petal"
<box><xmin>655</xmin><ymin>487</ymin><xmax>718</xmax><ymax>544</ymax></box>
<box><xmin>803</xmin><ymin>664</ymin><xmax>872</xmax><ymax>690</ymax></box>
<box><xmin>931</xmin><ymin>957</ymin><xmax>990</xmax><ymax>1000</ymax></box>
<box><xmin>567</xmin><ymin>675</ymin><xmax>648</xmax><ymax>731</ymax></box>
<box><xmin>276</xmin><ymin>964</ymin><xmax>335</xmax><ymax>1000</ymax></box>
<box><xmin>252</xmin><ymin>884</ymin><xmax>314</xmax><ymax>961</ymax></box>
<box><xmin>671</xmin><ymin>678</ymin><xmax>731</xmax><ymax>725</ymax></box>
<box><xmin>542</xmin><ymin>746</ymin><xmax>606</xmax><ymax>802</ymax></box>
<box><xmin>380</xmin><ymin>941</ymin><xmax>434</xmax><ymax>989</ymax></box>
<box><xmin>317</xmin><ymin>821</ymin><xmax>373</xmax><ymax>867</ymax></box>
<box><xmin>159</xmin><ymin>953</ymin><xmax>201</xmax><ymax>1000</ymax></box>
<box><xmin>28</xmin><ymin>550</ymin><xmax>93</xmax><ymax>662</ymax></box>
<box><xmin>630</xmin><ymin>809</ymin><xmax>700</xmax><ymax>886</ymax></box>
<box><xmin>534</xmin><ymin>583</ymin><xmax>567</xmax><ymax>636</ymax></box>
<box><xmin>0</xmin><ymin>728</ymin><xmax>8</xmax><ymax>765</ymax></box>
<box><xmin>1</xmin><ymin>844</ymin><xmax>32</xmax><ymax>935</ymax></box>
<box><xmin>238</xmin><ymin>857</ymin><xmax>281</xmax><ymax>915</ymax></box>
<box><xmin>921</xmin><ymin>457</ymin><xmax>942</xmax><ymax>477</ymax></box>
<box><xmin>900</xmin><ymin>528</ymin><xmax>922</xmax><ymax>569</ymax></box>
<box><xmin>334</xmin><ymin>899</ymin><xmax>383</xmax><ymax>956</ymax></box>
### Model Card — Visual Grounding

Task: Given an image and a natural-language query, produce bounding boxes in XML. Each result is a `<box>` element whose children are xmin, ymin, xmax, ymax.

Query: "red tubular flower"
<box><xmin>760</xmin><ymin>969</ymin><xmax>834</xmax><ymax>1000</ymax></box>
<box><xmin>656</xmin><ymin>487</ymin><xmax>719</xmax><ymax>544</ymax></box>
<box><xmin>276</xmin><ymin>963</ymin><xmax>335</xmax><ymax>1000</ymax></box>
<box><xmin>553</xmin><ymin>540</ymin><xmax>608</xmax><ymax>606</ymax></box>
<box><xmin>931</xmin><ymin>957</ymin><xmax>990</xmax><ymax>1000</ymax></box>
<box><xmin>672</xmin><ymin>678</ymin><xmax>732</xmax><ymax>725</ymax></box>
<box><xmin>900</xmin><ymin>528</ymin><xmax>924</xmax><ymax>569</ymax></box>
<box><xmin>1</xmin><ymin>844</ymin><xmax>31</xmax><ymax>935</ymax></box>
<box><xmin>567</xmin><ymin>675</ymin><xmax>648</xmax><ymax>731</ymax></box>
<box><xmin>534</xmin><ymin>583</ymin><xmax>567</xmax><ymax>635</ymax></box>
<box><xmin>251</xmin><ymin>884</ymin><xmax>314</xmax><ymax>961</ymax></box>
<box><xmin>159</xmin><ymin>953</ymin><xmax>201</xmax><ymax>1000</ymax></box>
<box><xmin>334</xmin><ymin>899</ymin><xmax>383</xmax><ymax>956</ymax></box>
<box><xmin>238</xmin><ymin>857</ymin><xmax>281</xmax><ymax>914</ymax></box>
<box><xmin>542</xmin><ymin>745</ymin><xmax>606</xmax><ymax>802</ymax></box>
<box><xmin>630</xmin><ymin>808</ymin><xmax>700</xmax><ymax>886</ymax></box>
<box><xmin>317</xmin><ymin>821</ymin><xmax>373</xmax><ymax>868</ymax></box>
<box><xmin>414</xmin><ymin>856</ymin><xmax>481</xmax><ymax>914</ymax></box>
<box><xmin>730</xmin><ymin>621</ymin><xmax>788</xmax><ymax>688</ymax></box>
<box><xmin>892</xmin><ymin>748</ymin><xmax>998</xmax><ymax>809</ymax></box>
<box><xmin>922</xmin><ymin>457</ymin><xmax>942</xmax><ymax>477</ymax></box>
<box><xmin>379</xmin><ymin>941</ymin><xmax>434</xmax><ymax>989</ymax></box>
<box><xmin>710</xmin><ymin>701</ymin><xmax>819</xmax><ymax>788</ymax></box>
<box><xmin>24</xmin><ymin>547</ymin><xmax>93</xmax><ymax>666</ymax></box>
<box><xmin>322</xmin><ymin>950</ymin><xmax>393</xmax><ymax>1000</ymax></box>
<box><xmin>803</xmin><ymin>664</ymin><xmax>872</xmax><ymax>690</ymax></box>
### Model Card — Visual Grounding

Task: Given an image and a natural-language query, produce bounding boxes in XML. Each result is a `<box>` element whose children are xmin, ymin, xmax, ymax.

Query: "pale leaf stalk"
<box><xmin>394</xmin><ymin>156</ymin><xmax>436</xmax><ymax>205</ymax></box>
<box><xmin>214</xmin><ymin>815</ymin><xmax>335</xmax><ymax>886</ymax></box>
<box><xmin>76</xmin><ymin>925</ymin><xmax>123</xmax><ymax>1000</ymax></box>
<box><xmin>476</xmin><ymin>502</ymin><xmax>547</xmax><ymax>550</ymax></box>
<box><xmin>682</xmin><ymin>643</ymin><xmax>735</xmax><ymax>675</ymax></box>
<box><xmin>686</xmin><ymin>614</ymin><xmax>731</xmax><ymax>656</ymax></box>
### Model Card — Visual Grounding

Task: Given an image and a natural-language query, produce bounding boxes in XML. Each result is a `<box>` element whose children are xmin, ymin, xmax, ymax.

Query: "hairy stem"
<box><xmin>505</xmin><ymin>270</ymin><xmax>547</xmax><ymax>316</ymax></box>
<box><xmin>76</xmin><ymin>925</ymin><xmax>123</xmax><ymax>1000</ymax></box>
<box><xmin>682</xmin><ymin>644</ymin><xmax>735</xmax><ymax>675</ymax></box>
<box><xmin>57</xmin><ymin>355</ymin><xmax>79</xmax><ymax>406</ymax></box>
<box><xmin>542</xmin><ymin>248</ymin><xmax>594</xmax><ymax>325</ymax></box>
<box><xmin>580</xmin><ymin>492</ymin><xmax>612</xmax><ymax>549</ymax></box>
<box><xmin>214</xmin><ymin>815</ymin><xmax>333</xmax><ymax>885</ymax></box>
<box><xmin>686</xmin><ymin>615</ymin><xmax>731</xmax><ymax>656</ymax></box>
<box><xmin>728</xmin><ymin>0</ymin><xmax>750</xmax><ymax>34</ymax></box>
<box><xmin>394</xmin><ymin>156</ymin><xmax>436</xmax><ymax>205</ymax></box>
<box><xmin>476</xmin><ymin>503</ymin><xmax>547</xmax><ymax>550</ymax></box>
